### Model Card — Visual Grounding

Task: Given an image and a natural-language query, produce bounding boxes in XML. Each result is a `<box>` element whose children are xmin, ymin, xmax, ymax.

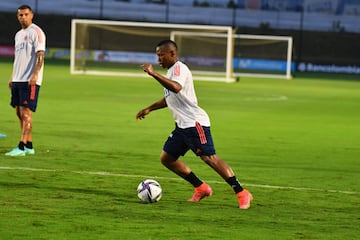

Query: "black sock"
<box><xmin>18</xmin><ymin>141</ymin><xmax>25</xmax><ymax>150</ymax></box>
<box><xmin>226</xmin><ymin>176</ymin><xmax>243</xmax><ymax>193</ymax></box>
<box><xmin>184</xmin><ymin>172</ymin><xmax>203</xmax><ymax>188</ymax></box>
<box><xmin>25</xmin><ymin>141</ymin><xmax>33</xmax><ymax>149</ymax></box>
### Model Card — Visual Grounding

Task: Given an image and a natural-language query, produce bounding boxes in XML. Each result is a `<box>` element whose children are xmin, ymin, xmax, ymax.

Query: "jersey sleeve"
<box><xmin>31</xmin><ymin>25</ymin><xmax>46</xmax><ymax>53</ymax></box>
<box><xmin>170</xmin><ymin>62</ymin><xmax>186</xmax><ymax>87</ymax></box>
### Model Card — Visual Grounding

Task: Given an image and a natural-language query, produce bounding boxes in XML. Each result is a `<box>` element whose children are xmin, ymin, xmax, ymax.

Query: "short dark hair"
<box><xmin>18</xmin><ymin>5</ymin><xmax>32</xmax><ymax>12</ymax></box>
<box><xmin>157</xmin><ymin>40</ymin><xmax>177</xmax><ymax>50</ymax></box>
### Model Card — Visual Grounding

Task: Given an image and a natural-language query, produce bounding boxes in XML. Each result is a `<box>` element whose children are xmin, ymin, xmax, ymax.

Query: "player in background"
<box><xmin>5</xmin><ymin>5</ymin><xmax>46</xmax><ymax>157</ymax></box>
<box><xmin>136</xmin><ymin>40</ymin><xmax>253</xmax><ymax>209</ymax></box>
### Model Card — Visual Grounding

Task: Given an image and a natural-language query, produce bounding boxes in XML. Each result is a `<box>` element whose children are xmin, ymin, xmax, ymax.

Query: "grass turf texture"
<box><xmin>0</xmin><ymin>59</ymin><xmax>359</xmax><ymax>239</ymax></box>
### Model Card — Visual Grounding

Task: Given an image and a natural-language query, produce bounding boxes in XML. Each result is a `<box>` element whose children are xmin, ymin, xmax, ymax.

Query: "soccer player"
<box><xmin>5</xmin><ymin>5</ymin><xmax>46</xmax><ymax>157</ymax></box>
<box><xmin>136</xmin><ymin>40</ymin><xmax>253</xmax><ymax>209</ymax></box>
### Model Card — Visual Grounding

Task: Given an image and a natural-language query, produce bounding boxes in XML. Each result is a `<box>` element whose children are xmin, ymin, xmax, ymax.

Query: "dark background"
<box><xmin>0</xmin><ymin>11</ymin><xmax>358</xmax><ymax>67</ymax></box>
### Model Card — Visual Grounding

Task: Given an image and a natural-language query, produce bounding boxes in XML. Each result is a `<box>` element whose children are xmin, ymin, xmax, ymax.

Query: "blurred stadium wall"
<box><xmin>0</xmin><ymin>0</ymin><xmax>359</xmax><ymax>74</ymax></box>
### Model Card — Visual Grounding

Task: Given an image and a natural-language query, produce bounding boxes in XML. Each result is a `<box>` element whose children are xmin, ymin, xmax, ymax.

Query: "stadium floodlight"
<box><xmin>70</xmin><ymin>19</ymin><xmax>234</xmax><ymax>82</ymax></box>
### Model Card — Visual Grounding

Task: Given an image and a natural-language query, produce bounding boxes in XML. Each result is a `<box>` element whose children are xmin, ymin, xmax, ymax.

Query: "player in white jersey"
<box><xmin>5</xmin><ymin>5</ymin><xmax>46</xmax><ymax>157</ymax></box>
<box><xmin>136</xmin><ymin>40</ymin><xmax>253</xmax><ymax>209</ymax></box>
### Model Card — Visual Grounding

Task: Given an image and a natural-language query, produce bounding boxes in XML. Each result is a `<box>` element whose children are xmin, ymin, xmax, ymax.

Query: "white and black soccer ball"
<box><xmin>137</xmin><ymin>179</ymin><xmax>162</xmax><ymax>203</ymax></box>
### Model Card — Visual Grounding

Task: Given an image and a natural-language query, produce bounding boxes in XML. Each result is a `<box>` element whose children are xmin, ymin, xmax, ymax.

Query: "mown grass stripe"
<box><xmin>1</xmin><ymin>165</ymin><xmax>358</xmax><ymax>195</ymax></box>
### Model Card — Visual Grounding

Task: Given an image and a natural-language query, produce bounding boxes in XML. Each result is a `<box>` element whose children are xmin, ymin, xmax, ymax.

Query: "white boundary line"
<box><xmin>0</xmin><ymin>166</ymin><xmax>358</xmax><ymax>195</ymax></box>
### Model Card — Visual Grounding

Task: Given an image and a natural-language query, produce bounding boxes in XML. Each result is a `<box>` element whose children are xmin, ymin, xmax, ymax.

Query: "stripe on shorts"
<box><xmin>195</xmin><ymin>121</ymin><xmax>207</xmax><ymax>144</ymax></box>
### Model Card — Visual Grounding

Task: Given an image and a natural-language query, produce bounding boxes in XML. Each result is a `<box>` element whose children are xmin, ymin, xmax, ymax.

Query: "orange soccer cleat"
<box><xmin>188</xmin><ymin>183</ymin><xmax>213</xmax><ymax>202</ymax></box>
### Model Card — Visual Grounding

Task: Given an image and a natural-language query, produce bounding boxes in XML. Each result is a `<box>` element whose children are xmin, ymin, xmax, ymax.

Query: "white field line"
<box><xmin>0</xmin><ymin>166</ymin><xmax>358</xmax><ymax>195</ymax></box>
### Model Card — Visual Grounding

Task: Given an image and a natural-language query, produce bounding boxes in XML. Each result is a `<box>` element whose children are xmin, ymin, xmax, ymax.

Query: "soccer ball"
<box><xmin>137</xmin><ymin>179</ymin><xmax>162</xmax><ymax>203</ymax></box>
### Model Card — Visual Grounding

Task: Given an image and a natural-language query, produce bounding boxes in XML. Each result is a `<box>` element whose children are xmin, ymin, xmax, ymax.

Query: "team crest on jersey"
<box><xmin>24</xmin><ymin>36</ymin><xmax>28</xmax><ymax>41</ymax></box>
<box><xmin>15</xmin><ymin>42</ymin><xmax>25</xmax><ymax>52</ymax></box>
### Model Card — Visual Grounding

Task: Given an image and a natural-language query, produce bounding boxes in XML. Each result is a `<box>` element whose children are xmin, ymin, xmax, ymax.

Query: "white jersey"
<box><xmin>12</xmin><ymin>23</ymin><xmax>46</xmax><ymax>85</ymax></box>
<box><xmin>164</xmin><ymin>61</ymin><xmax>210</xmax><ymax>128</ymax></box>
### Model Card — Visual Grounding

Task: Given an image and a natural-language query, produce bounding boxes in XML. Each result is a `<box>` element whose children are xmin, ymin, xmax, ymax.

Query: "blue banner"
<box><xmin>233</xmin><ymin>58</ymin><xmax>295</xmax><ymax>72</ymax></box>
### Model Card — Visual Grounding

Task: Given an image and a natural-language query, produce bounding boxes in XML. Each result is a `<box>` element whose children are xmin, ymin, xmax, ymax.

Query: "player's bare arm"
<box><xmin>29</xmin><ymin>50</ymin><xmax>45</xmax><ymax>86</ymax></box>
<box><xmin>141</xmin><ymin>63</ymin><xmax>182</xmax><ymax>93</ymax></box>
<box><xmin>136</xmin><ymin>97</ymin><xmax>167</xmax><ymax>120</ymax></box>
<box><xmin>8</xmin><ymin>75</ymin><xmax>13</xmax><ymax>88</ymax></box>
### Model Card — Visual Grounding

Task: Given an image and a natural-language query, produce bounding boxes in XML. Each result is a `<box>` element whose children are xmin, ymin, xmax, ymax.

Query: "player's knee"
<box><xmin>23</xmin><ymin>113</ymin><xmax>32</xmax><ymax>122</ymax></box>
<box><xmin>160</xmin><ymin>156</ymin><xmax>169</xmax><ymax>166</ymax></box>
<box><xmin>21</xmin><ymin>112</ymin><xmax>33</xmax><ymax>127</ymax></box>
<box><xmin>160</xmin><ymin>151</ymin><xmax>176</xmax><ymax>167</ymax></box>
<box><xmin>160</xmin><ymin>153</ymin><xmax>167</xmax><ymax>165</ymax></box>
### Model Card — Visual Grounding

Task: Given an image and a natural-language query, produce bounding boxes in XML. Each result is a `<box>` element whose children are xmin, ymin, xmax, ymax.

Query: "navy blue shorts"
<box><xmin>10</xmin><ymin>82</ymin><xmax>41</xmax><ymax>112</ymax></box>
<box><xmin>163</xmin><ymin>122</ymin><xmax>216</xmax><ymax>159</ymax></box>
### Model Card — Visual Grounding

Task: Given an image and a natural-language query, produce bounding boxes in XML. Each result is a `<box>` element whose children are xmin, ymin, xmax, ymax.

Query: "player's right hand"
<box><xmin>136</xmin><ymin>108</ymin><xmax>150</xmax><ymax>120</ymax></box>
<box><xmin>141</xmin><ymin>63</ymin><xmax>154</xmax><ymax>75</ymax></box>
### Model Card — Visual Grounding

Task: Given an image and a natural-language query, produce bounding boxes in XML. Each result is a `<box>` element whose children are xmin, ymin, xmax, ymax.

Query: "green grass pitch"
<box><xmin>0</xmin><ymin>59</ymin><xmax>359</xmax><ymax>239</ymax></box>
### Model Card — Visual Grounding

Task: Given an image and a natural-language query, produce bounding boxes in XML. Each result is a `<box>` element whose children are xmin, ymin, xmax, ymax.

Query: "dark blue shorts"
<box><xmin>163</xmin><ymin>122</ymin><xmax>216</xmax><ymax>159</ymax></box>
<box><xmin>10</xmin><ymin>82</ymin><xmax>41</xmax><ymax>112</ymax></box>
